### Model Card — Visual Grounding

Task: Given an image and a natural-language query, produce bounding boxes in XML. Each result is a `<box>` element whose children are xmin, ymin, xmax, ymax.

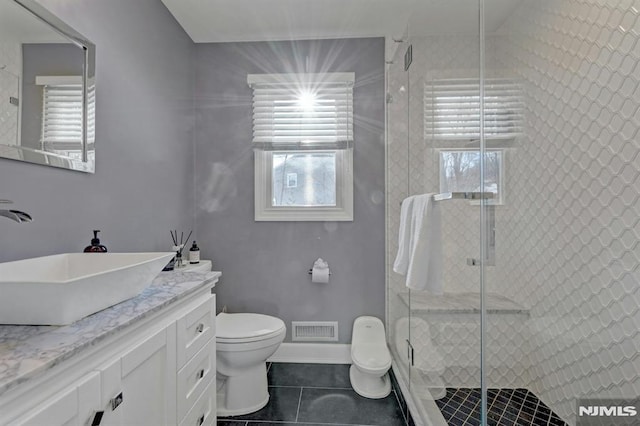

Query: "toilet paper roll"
<box><xmin>311</xmin><ymin>267</ymin><xmax>330</xmax><ymax>283</ymax></box>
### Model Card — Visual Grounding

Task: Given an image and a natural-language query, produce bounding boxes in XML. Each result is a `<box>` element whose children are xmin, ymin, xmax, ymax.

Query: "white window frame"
<box><xmin>255</xmin><ymin>149</ymin><xmax>353</xmax><ymax>221</ymax></box>
<box><xmin>249</xmin><ymin>72</ymin><xmax>354</xmax><ymax>222</ymax></box>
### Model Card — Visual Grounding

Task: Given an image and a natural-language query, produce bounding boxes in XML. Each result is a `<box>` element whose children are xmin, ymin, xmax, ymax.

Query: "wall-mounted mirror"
<box><xmin>0</xmin><ymin>0</ymin><xmax>95</xmax><ymax>173</ymax></box>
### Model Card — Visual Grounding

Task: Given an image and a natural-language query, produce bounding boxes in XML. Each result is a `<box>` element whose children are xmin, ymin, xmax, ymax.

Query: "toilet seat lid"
<box><xmin>352</xmin><ymin>343</ymin><xmax>392</xmax><ymax>370</ymax></box>
<box><xmin>217</xmin><ymin>313</ymin><xmax>285</xmax><ymax>340</ymax></box>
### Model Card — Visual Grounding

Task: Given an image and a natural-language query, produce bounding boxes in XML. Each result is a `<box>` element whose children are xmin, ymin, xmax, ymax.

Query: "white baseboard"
<box><xmin>268</xmin><ymin>343</ymin><xmax>352</xmax><ymax>364</ymax></box>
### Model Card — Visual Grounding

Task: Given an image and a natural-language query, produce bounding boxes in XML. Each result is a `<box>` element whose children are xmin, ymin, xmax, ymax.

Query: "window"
<box><xmin>438</xmin><ymin>149</ymin><xmax>504</xmax><ymax>204</ymax></box>
<box><xmin>273</xmin><ymin>152</ymin><xmax>335</xmax><ymax>206</ymax></box>
<box><xmin>248</xmin><ymin>73</ymin><xmax>354</xmax><ymax>221</ymax></box>
<box><xmin>37</xmin><ymin>75</ymin><xmax>95</xmax><ymax>160</ymax></box>
<box><xmin>425</xmin><ymin>78</ymin><xmax>520</xmax><ymax>205</ymax></box>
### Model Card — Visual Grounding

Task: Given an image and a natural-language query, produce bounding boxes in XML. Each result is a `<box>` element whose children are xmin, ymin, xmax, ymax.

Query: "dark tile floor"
<box><xmin>435</xmin><ymin>388</ymin><xmax>567</xmax><ymax>426</ymax></box>
<box><xmin>218</xmin><ymin>363</ymin><xmax>406</xmax><ymax>426</ymax></box>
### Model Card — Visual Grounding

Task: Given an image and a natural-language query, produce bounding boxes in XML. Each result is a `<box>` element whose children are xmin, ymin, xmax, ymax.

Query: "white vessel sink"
<box><xmin>0</xmin><ymin>252</ymin><xmax>175</xmax><ymax>325</ymax></box>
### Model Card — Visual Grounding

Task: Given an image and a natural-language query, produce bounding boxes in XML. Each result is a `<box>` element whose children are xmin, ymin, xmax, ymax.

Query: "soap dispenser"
<box><xmin>84</xmin><ymin>230</ymin><xmax>108</xmax><ymax>252</ymax></box>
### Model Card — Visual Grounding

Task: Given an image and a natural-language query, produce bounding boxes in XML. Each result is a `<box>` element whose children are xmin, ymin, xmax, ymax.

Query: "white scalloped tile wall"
<box><xmin>387</xmin><ymin>1</ymin><xmax>640</xmax><ymax>424</ymax></box>
<box><xmin>426</xmin><ymin>314</ymin><xmax>532</xmax><ymax>388</ymax></box>
<box><xmin>495</xmin><ymin>0</ymin><xmax>640</xmax><ymax>424</ymax></box>
<box><xmin>0</xmin><ymin>42</ymin><xmax>20</xmax><ymax>147</ymax></box>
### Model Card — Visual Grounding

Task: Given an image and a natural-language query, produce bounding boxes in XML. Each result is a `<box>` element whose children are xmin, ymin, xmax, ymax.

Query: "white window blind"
<box><xmin>38</xmin><ymin>76</ymin><xmax>95</xmax><ymax>152</ymax></box>
<box><xmin>247</xmin><ymin>73</ymin><xmax>354</xmax><ymax>150</ymax></box>
<box><xmin>424</xmin><ymin>78</ymin><xmax>523</xmax><ymax>140</ymax></box>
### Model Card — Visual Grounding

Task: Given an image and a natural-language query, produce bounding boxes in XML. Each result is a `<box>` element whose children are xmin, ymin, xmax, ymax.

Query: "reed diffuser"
<box><xmin>170</xmin><ymin>229</ymin><xmax>193</xmax><ymax>268</ymax></box>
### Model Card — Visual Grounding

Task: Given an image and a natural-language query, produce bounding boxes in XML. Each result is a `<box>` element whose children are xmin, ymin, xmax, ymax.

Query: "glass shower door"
<box><xmin>408</xmin><ymin>28</ymin><xmax>484</xmax><ymax>425</ymax></box>
<box><xmin>386</xmin><ymin>32</ymin><xmax>413</xmax><ymax>425</ymax></box>
<box><xmin>393</xmin><ymin>1</ymin><xmax>486</xmax><ymax>424</ymax></box>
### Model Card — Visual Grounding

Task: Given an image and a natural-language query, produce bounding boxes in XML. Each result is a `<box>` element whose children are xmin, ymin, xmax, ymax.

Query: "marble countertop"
<box><xmin>0</xmin><ymin>270</ymin><xmax>220</xmax><ymax>397</ymax></box>
<box><xmin>398</xmin><ymin>291</ymin><xmax>529</xmax><ymax>315</ymax></box>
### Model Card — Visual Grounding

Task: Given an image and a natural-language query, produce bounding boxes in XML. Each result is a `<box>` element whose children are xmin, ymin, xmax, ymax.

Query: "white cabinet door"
<box><xmin>97</xmin><ymin>325</ymin><xmax>176</xmax><ymax>426</ymax></box>
<box><xmin>12</xmin><ymin>372</ymin><xmax>101</xmax><ymax>426</ymax></box>
<box><xmin>120</xmin><ymin>325</ymin><xmax>174</xmax><ymax>425</ymax></box>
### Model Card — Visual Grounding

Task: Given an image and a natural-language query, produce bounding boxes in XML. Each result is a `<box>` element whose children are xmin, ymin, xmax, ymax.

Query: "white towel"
<box><xmin>393</xmin><ymin>196</ymin><xmax>416</xmax><ymax>275</ymax></box>
<box><xmin>406</xmin><ymin>194</ymin><xmax>443</xmax><ymax>294</ymax></box>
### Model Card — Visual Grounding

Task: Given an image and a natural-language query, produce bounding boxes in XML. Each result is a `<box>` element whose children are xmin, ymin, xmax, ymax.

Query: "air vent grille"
<box><xmin>292</xmin><ymin>321</ymin><xmax>339</xmax><ymax>342</ymax></box>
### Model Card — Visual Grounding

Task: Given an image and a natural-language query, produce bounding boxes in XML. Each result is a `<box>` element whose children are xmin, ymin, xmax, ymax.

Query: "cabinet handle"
<box><xmin>197</xmin><ymin>414</ymin><xmax>205</xmax><ymax>425</ymax></box>
<box><xmin>196</xmin><ymin>323</ymin><xmax>204</xmax><ymax>333</ymax></box>
<box><xmin>110</xmin><ymin>392</ymin><xmax>124</xmax><ymax>411</ymax></box>
<box><xmin>90</xmin><ymin>411</ymin><xmax>104</xmax><ymax>426</ymax></box>
<box><xmin>198</xmin><ymin>368</ymin><xmax>205</xmax><ymax>379</ymax></box>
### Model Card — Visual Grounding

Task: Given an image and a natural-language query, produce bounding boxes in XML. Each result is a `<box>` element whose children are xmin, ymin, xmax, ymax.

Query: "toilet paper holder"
<box><xmin>308</xmin><ymin>258</ymin><xmax>332</xmax><ymax>276</ymax></box>
<box><xmin>307</xmin><ymin>269</ymin><xmax>332</xmax><ymax>275</ymax></box>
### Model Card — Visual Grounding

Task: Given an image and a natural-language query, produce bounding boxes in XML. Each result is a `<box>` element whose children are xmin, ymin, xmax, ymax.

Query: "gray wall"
<box><xmin>0</xmin><ymin>0</ymin><xmax>195</xmax><ymax>262</ymax></box>
<box><xmin>21</xmin><ymin>43</ymin><xmax>84</xmax><ymax>150</ymax></box>
<box><xmin>194</xmin><ymin>38</ymin><xmax>386</xmax><ymax>343</ymax></box>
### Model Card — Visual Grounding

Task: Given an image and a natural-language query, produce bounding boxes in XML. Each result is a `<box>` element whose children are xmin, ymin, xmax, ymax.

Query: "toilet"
<box><xmin>349</xmin><ymin>316</ymin><xmax>392</xmax><ymax>399</ymax></box>
<box><xmin>216</xmin><ymin>312</ymin><xmax>286</xmax><ymax>416</ymax></box>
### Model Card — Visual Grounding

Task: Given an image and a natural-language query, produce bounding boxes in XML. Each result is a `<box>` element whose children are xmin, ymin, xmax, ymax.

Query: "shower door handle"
<box><xmin>485</xmin><ymin>204</ymin><xmax>496</xmax><ymax>266</ymax></box>
<box><xmin>406</xmin><ymin>339</ymin><xmax>414</xmax><ymax>366</ymax></box>
<box><xmin>467</xmin><ymin>205</ymin><xmax>496</xmax><ymax>267</ymax></box>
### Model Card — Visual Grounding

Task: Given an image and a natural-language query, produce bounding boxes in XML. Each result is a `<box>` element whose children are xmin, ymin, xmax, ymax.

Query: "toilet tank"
<box><xmin>352</xmin><ymin>316</ymin><xmax>387</xmax><ymax>351</ymax></box>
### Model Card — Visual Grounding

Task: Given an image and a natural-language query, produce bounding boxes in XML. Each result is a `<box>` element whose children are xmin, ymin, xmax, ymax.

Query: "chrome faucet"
<box><xmin>0</xmin><ymin>200</ymin><xmax>32</xmax><ymax>223</ymax></box>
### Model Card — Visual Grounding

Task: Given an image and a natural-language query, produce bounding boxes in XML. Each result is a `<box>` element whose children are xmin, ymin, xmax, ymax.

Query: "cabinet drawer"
<box><xmin>179</xmin><ymin>380</ymin><xmax>215</xmax><ymax>426</ymax></box>
<box><xmin>177</xmin><ymin>295</ymin><xmax>215</xmax><ymax>367</ymax></box>
<box><xmin>177</xmin><ymin>338</ymin><xmax>215</xmax><ymax>421</ymax></box>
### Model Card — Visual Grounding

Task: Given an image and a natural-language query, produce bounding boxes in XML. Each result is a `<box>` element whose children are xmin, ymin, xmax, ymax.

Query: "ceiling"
<box><xmin>161</xmin><ymin>0</ymin><xmax>412</xmax><ymax>42</ymax></box>
<box><xmin>161</xmin><ymin>0</ymin><xmax>526</xmax><ymax>60</ymax></box>
<box><xmin>0</xmin><ymin>0</ymin><xmax>68</xmax><ymax>43</ymax></box>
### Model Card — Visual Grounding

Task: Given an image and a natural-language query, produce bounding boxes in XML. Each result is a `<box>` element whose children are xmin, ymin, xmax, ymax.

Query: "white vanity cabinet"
<box><xmin>0</xmin><ymin>277</ymin><xmax>217</xmax><ymax>426</ymax></box>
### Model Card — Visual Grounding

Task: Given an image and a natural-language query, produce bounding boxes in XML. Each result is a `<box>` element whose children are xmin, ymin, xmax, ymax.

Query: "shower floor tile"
<box><xmin>434</xmin><ymin>388</ymin><xmax>567</xmax><ymax>426</ymax></box>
